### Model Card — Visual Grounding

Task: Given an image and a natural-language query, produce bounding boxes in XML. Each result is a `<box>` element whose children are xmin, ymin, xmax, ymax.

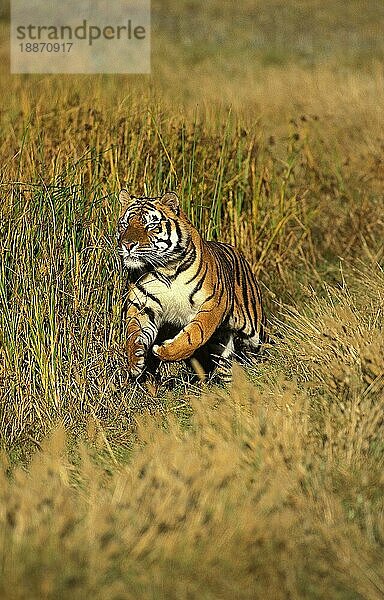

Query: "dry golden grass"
<box><xmin>0</xmin><ymin>1</ymin><xmax>383</xmax><ymax>597</ymax></box>
<box><xmin>0</xmin><ymin>357</ymin><xmax>383</xmax><ymax>599</ymax></box>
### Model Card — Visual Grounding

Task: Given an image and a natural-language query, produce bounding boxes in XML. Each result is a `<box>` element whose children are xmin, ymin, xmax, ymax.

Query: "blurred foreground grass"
<box><xmin>0</xmin><ymin>1</ymin><xmax>383</xmax><ymax>597</ymax></box>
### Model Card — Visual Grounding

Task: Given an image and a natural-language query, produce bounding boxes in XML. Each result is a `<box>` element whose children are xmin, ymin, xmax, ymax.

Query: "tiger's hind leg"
<box><xmin>190</xmin><ymin>327</ymin><xmax>234</xmax><ymax>384</ymax></box>
<box><xmin>234</xmin><ymin>330</ymin><xmax>265</xmax><ymax>368</ymax></box>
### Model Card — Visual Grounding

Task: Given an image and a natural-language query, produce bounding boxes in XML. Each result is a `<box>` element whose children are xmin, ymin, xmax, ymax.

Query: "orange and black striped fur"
<box><xmin>117</xmin><ymin>190</ymin><xmax>266</xmax><ymax>380</ymax></box>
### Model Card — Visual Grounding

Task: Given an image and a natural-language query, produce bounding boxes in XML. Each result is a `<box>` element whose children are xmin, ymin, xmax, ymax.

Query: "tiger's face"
<box><xmin>117</xmin><ymin>191</ymin><xmax>189</xmax><ymax>269</ymax></box>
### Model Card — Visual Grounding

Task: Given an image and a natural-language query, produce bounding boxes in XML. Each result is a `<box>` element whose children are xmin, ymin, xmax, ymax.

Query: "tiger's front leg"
<box><xmin>125</xmin><ymin>303</ymin><xmax>158</xmax><ymax>379</ymax></box>
<box><xmin>153</xmin><ymin>302</ymin><xmax>225</xmax><ymax>362</ymax></box>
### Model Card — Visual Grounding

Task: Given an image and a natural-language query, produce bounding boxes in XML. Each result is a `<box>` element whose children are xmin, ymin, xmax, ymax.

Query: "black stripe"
<box><xmin>237</xmin><ymin>264</ymin><xmax>255</xmax><ymax>336</ymax></box>
<box><xmin>216</xmin><ymin>253</ymin><xmax>233</xmax><ymax>309</ymax></box>
<box><xmin>165</xmin><ymin>219</ymin><xmax>172</xmax><ymax>239</ymax></box>
<box><xmin>203</xmin><ymin>282</ymin><xmax>218</xmax><ymax>304</ymax></box>
<box><xmin>152</xmin><ymin>271</ymin><xmax>171</xmax><ymax>288</ymax></box>
<box><xmin>143</xmin><ymin>306</ymin><xmax>156</xmax><ymax>322</ymax></box>
<box><xmin>245</xmin><ymin>262</ymin><xmax>262</xmax><ymax>331</ymax></box>
<box><xmin>174</xmin><ymin>244</ymin><xmax>197</xmax><ymax>278</ymax></box>
<box><xmin>189</xmin><ymin>264</ymin><xmax>208</xmax><ymax>303</ymax></box>
<box><xmin>234</xmin><ymin>254</ymin><xmax>242</xmax><ymax>286</ymax></box>
<box><xmin>174</xmin><ymin>219</ymin><xmax>183</xmax><ymax>242</ymax></box>
<box><xmin>126</xmin><ymin>300</ymin><xmax>142</xmax><ymax>310</ymax></box>
<box><xmin>185</xmin><ymin>243</ymin><xmax>204</xmax><ymax>284</ymax></box>
<box><xmin>128</xmin><ymin>267</ymin><xmax>148</xmax><ymax>283</ymax></box>
<box><xmin>209</xmin><ymin>241</ymin><xmax>236</xmax><ymax>273</ymax></box>
<box><xmin>136</xmin><ymin>282</ymin><xmax>163</xmax><ymax>307</ymax></box>
<box><xmin>241</xmin><ymin>258</ymin><xmax>258</xmax><ymax>314</ymax></box>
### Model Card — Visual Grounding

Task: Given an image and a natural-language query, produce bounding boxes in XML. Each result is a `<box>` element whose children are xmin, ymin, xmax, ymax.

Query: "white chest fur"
<box><xmin>140</xmin><ymin>273</ymin><xmax>203</xmax><ymax>327</ymax></box>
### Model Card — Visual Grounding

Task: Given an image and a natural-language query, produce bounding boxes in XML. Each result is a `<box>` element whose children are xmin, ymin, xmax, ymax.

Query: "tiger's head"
<box><xmin>117</xmin><ymin>190</ymin><xmax>190</xmax><ymax>269</ymax></box>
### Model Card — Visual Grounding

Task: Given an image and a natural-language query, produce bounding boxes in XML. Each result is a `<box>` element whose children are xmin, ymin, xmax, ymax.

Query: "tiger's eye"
<box><xmin>147</xmin><ymin>223</ymin><xmax>161</xmax><ymax>232</ymax></box>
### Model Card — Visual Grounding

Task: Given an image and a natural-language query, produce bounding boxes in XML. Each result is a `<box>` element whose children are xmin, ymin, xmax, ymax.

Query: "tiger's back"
<box><xmin>207</xmin><ymin>240</ymin><xmax>265</xmax><ymax>344</ymax></box>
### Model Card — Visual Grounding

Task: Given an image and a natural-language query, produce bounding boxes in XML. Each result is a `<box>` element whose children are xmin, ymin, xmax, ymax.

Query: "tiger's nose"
<box><xmin>122</xmin><ymin>241</ymin><xmax>137</xmax><ymax>252</ymax></box>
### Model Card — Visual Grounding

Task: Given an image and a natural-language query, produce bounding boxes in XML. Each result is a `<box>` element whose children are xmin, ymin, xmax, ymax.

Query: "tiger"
<box><xmin>116</xmin><ymin>189</ymin><xmax>266</xmax><ymax>381</ymax></box>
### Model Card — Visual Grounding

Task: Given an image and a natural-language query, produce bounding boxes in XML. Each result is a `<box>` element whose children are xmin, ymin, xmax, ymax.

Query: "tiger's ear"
<box><xmin>119</xmin><ymin>189</ymin><xmax>135</xmax><ymax>209</ymax></box>
<box><xmin>161</xmin><ymin>192</ymin><xmax>180</xmax><ymax>214</ymax></box>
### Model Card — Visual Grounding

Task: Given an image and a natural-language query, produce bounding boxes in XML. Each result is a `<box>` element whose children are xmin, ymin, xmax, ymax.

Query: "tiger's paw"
<box><xmin>152</xmin><ymin>339</ymin><xmax>192</xmax><ymax>362</ymax></box>
<box><xmin>128</xmin><ymin>362</ymin><xmax>145</xmax><ymax>379</ymax></box>
<box><xmin>126</xmin><ymin>338</ymin><xmax>146</xmax><ymax>378</ymax></box>
<box><xmin>152</xmin><ymin>342</ymin><xmax>171</xmax><ymax>361</ymax></box>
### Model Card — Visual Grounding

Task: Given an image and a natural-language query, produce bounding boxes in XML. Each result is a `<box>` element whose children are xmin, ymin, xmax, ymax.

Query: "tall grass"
<box><xmin>0</xmin><ymin>2</ymin><xmax>384</xmax><ymax>597</ymax></box>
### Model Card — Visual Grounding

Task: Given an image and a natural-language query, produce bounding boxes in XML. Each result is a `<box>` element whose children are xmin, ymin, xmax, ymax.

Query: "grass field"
<box><xmin>0</xmin><ymin>1</ymin><xmax>384</xmax><ymax>598</ymax></box>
